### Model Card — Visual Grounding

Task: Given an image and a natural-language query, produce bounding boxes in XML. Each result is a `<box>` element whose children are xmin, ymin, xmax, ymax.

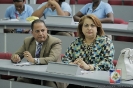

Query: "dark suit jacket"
<box><xmin>13</xmin><ymin>34</ymin><xmax>62</xmax><ymax>64</ymax></box>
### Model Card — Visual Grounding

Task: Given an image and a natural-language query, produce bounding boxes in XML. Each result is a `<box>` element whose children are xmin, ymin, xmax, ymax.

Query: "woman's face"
<box><xmin>82</xmin><ymin>18</ymin><xmax>97</xmax><ymax>39</ymax></box>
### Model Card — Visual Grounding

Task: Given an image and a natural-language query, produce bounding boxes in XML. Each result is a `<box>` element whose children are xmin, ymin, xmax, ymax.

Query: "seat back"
<box><xmin>36</xmin><ymin>0</ymin><xmax>47</xmax><ymax>4</ymax></box>
<box><xmin>108</xmin><ymin>0</ymin><xmax>122</xmax><ymax>5</ymax></box>
<box><xmin>0</xmin><ymin>52</ymin><xmax>12</xmax><ymax>60</ymax></box>
<box><xmin>70</xmin><ymin>0</ymin><xmax>75</xmax><ymax>4</ymax></box>
<box><xmin>0</xmin><ymin>0</ymin><xmax>12</xmax><ymax>4</ymax></box>
<box><xmin>77</xmin><ymin>0</ymin><xmax>91</xmax><ymax>4</ymax></box>
<box><xmin>114</xmin><ymin>18</ymin><xmax>128</xmax><ymax>24</ymax></box>
<box><xmin>113</xmin><ymin>60</ymin><xmax>117</xmax><ymax>67</ymax></box>
<box><xmin>124</xmin><ymin>1</ymin><xmax>133</xmax><ymax>6</ymax></box>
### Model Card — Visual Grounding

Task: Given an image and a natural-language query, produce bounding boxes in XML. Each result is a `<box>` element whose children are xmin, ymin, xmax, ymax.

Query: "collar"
<box><xmin>89</xmin><ymin>1</ymin><xmax>103</xmax><ymax>11</ymax></box>
<box><xmin>35</xmin><ymin>41</ymin><xmax>43</xmax><ymax>46</ymax></box>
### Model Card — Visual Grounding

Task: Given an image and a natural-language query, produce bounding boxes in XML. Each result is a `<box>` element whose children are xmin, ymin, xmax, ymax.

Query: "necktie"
<box><xmin>35</xmin><ymin>43</ymin><xmax>42</xmax><ymax>58</ymax></box>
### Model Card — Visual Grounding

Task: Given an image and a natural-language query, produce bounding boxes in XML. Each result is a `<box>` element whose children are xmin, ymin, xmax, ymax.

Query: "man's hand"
<box><xmin>23</xmin><ymin>51</ymin><xmax>34</xmax><ymax>63</ymax></box>
<box><xmin>11</xmin><ymin>54</ymin><xmax>21</xmax><ymax>63</ymax></box>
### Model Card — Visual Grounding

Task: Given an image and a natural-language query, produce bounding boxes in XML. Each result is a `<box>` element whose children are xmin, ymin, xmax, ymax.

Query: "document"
<box><xmin>14</xmin><ymin>62</ymin><xmax>31</xmax><ymax>66</ymax></box>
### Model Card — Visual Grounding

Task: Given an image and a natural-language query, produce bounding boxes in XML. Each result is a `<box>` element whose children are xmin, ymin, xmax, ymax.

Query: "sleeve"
<box><xmin>5</xmin><ymin>7</ymin><xmax>10</xmax><ymax>19</ymax></box>
<box><xmin>62</xmin><ymin>41</ymin><xmax>75</xmax><ymax>63</ymax></box>
<box><xmin>80</xmin><ymin>4</ymin><xmax>89</xmax><ymax>15</ymax></box>
<box><xmin>104</xmin><ymin>3</ymin><xmax>113</xmax><ymax>15</ymax></box>
<box><xmin>94</xmin><ymin>38</ymin><xmax>115</xmax><ymax>71</ymax></box>
<box><xmin>39</xmin><ymin>39</ymin><xmax>62</xmax><ymax>64</ymax></box>
<box><xmin>28</xmin><ymin>6</ymin><xmax>34</xmax><ymax>16</ymax></box>
<box><xmin>14</xmin><ymin>39</ymin><xmax>26</xmax><ymax>59</ymax></box>
<box><xmin>61</xmin><ymin>2</ymin><xmax>72</xmax><ymax>15</ymax></box>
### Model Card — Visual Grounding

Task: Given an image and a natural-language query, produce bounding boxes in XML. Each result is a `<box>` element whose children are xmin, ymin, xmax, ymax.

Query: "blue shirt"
<box><xmin>37</xmin><ymin>2</ymin><xmax>72</xmax><ymax>19</ymax></box>
<box><xmin>80</xmin><ymin>1</ymin><xmax>113</xmax><ymax>19</ymax></box>
<box><xmin>5</xmin><ymin>4</ymin><xmax>33</xmax><ymax>20</ymax></box>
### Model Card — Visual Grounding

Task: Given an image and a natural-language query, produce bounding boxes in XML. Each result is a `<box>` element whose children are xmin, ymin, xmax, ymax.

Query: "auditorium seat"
<box><xmin>0</xmin><ymin>0</ymin><xmax>12</xmax><ymax>4</ymax></box>
<box><xmin>114</xmin><ymin>18</ymin><xmax>133</xmax><ymax>42</ymax></box>
<box><xmin>70</xmin><ymin>0</ymin><xmax>75</xmax><ymax>4</ymax></box>
<box><xmin>114</xmin><ymin>18</ymin><xmax>128</xmax><ymax>24</ymax></box>
<box><xmin>113</xmin><ymin>60</ymin><xmax>117</xmax><ymax>67</ymax></box>
<box><xmin>0</xmin><ymin>52</ymin><xmax>17</xmax><ymax>80</ymax></box>
<box><xmin>36</xmin><ymin>0</ymin><xmax>47</xmax><ymax>4</ymax></box>
<box><xmin>124</xmin><ymin>1</ymin><xmax>133</xmax><ymax>6</ymax></box>
<box><xmin>77</xmin><ymin>0</ymin><xmax>91</xmax><ymax>4</ymax></box>
<box><xmin>108</xmin><ymin>0</ymin><xmax>122</xmax><ymax>5</ymax></box>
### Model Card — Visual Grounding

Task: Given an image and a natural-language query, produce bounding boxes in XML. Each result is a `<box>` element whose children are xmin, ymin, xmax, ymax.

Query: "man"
<box><xmin>5</xmin><ymin>0</ymin><xmax>33</xmax><ymax>33</ymax></box>
<box><xmin>11</xmin><ymin>19</ymin><xmax>62</xmax><ymax>65</ymax></box>
<box><xmin>11</xmin><ymin>19</ymin><xmax>62</xmax><ymax>88</ymax></box>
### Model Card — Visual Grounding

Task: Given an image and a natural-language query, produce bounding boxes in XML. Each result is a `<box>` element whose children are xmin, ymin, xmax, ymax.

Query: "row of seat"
<box><xmin>0</xmin><ymin>0</ymin><xmax>133</xmax><ymax>5</ymax></box>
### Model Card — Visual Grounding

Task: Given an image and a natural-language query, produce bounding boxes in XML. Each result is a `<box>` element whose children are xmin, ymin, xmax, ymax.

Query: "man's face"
<box><xmin>14</xmin><ymin>1</ymin><xmax>24</xmax><ymax>12</ymax></box>
<box><xmin>32</xmin><ymin>22</ymin><xmax>48</xmax><ymax>43</ymax></box>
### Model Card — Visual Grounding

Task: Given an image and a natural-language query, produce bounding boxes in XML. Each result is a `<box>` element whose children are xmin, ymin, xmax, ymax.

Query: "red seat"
<box><xmin>114</xmin><ymin>18</ymin><xmax>128</xmax><ymax>24</ymax></box>
<box><xmin>36</xmin><ymin>0</ymin><xmax>47</xmax><ymax>4</ymax></box>
<box><xmin>108</xmin><ymin>0</ymin><xmax>122</xmax><ymax>5</ymax></box>
<box><xmin>113</xmin><ymin>60</ymin><xmax>117</xmax><ymax>67</ymax></box>
<box><xmin>0</xmin><ymin>0</ymin><xmax>12</xmax><ymax>4</ymax></box>
<box><xmin>77</xmin><ymin>0</ymin><xmax>91</xmax><ymax>4</ymax></box>
<box><xmin>124</xmin><ymin>1</ymin><xmax>133</xmax><ymax>6</ymax></box>
<box><xmin>0</xmin><ymin>52</ymin><xmax>17</xmax><ymax>80</ymax></box>
<box><xmin>114</xmin><ymin>18</ymin><xmax>133</xmax><ymax>42</ymax></box>
<box><xmin>70</xmin><ymin>0</ymin><xmax>75</xmax><ymax>4</ymax></box>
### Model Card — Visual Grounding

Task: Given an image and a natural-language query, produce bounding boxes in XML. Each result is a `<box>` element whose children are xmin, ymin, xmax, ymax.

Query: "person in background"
<box><xmin>73</xmin><ymin>0</ymin><xmax>114</xmax><ymax>23</ymax></box>
<box><xmin>11</xmin><ymin>19</ymin><xmax>62</xmax><ymax>88</ymax></box>
<box><xmin>32</xmin><ymin>0</ymin><xmax>73</xmax><ymax>36</ymax></box>
<box><xmin>5</xmin><ymin>0</ymin><xmax>33</xmax><ymax>33</ymax></box>
<box><xmin>62</xmin><ymin>14</ymin><xmax>115</xmax><ymax>88</ymax></box>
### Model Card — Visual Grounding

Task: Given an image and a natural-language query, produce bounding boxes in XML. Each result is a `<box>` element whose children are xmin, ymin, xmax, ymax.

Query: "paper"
<box><xmin>81</xmin><ymin>71</ymin><xmax>94</xmax><ymax>75</ymax></box>
<box><xmin>10</xmin><ymin>19</ymin><xmax>19</xmax><ymax>21</ymax></box>
<box><xmin>14</xmin><ymin>62</ymin><xmax>31</xmax><ymax>66</ymax></box>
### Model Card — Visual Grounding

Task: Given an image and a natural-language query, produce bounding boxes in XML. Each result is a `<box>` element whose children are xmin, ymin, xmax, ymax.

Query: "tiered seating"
<box><xmin>77</xmin><ymin>0</ymin><xmax>91</xmax><ymax>4</ymax></box>
<box><xmin>108</xmin><ymin>0</ymin><xmax>122</xmax><ymax>5</ymax></box>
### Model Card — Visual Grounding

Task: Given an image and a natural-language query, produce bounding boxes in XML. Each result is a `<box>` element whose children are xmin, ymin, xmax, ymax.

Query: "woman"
<box><xmin>32</xmin><ymin>0</ymin><xmax>73</xmax><ymax>36</ymax></box>
<box><xmin>73</xmin><ymin>0</ymin><xmax>114</xmax><ymax>23</ymax></box>
<box><xmin>62</xmin><ymin>14</ymin><xmax>115</xmax><ymax>88</ymax></box>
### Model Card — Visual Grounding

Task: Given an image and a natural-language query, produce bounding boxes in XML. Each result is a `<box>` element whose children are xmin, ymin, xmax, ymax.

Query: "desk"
<box><xmin>0</xmin><ymin>59</ymin><xmax>133</xmax><ymax>88</ymax></box>
<box><xmin>0</xmin><ymin>20</ymin><xmax>132</xmax><ymax>37</ymax></box>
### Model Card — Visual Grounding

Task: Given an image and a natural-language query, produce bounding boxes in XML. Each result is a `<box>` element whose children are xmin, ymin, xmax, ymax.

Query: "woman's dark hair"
<box><xmin>78</xmin><ymin>14</ymin><xmax>105</xmax><ymax>39</ymax></box>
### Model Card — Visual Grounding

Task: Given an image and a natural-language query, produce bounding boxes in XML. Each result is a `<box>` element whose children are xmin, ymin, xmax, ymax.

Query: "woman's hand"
<box><xmin>74</xmin><ymin>58</ymin><xmax>90</xmax><ymax>70</ymax></box>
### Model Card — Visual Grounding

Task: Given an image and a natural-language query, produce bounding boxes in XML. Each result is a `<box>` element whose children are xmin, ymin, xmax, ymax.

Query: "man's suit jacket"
<box><xmin>14</xmin><ymin>34</ymin><xmax>62</xmax><ymax>64</ymax></box>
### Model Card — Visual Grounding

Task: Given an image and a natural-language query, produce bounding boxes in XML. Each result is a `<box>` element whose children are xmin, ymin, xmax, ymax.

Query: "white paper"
<box><xmin>14</xmin><ymin>62</ymin><xmax>31</xmax><ymax>66</ymax></box>
<box><xmin>10</xmin><ymin>19</ymin><xmax>19</xmax><ymax>21</ymax></box>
